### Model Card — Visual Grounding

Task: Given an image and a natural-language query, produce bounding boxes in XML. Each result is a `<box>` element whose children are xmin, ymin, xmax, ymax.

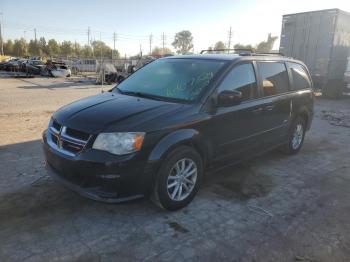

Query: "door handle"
<box><xmin>252</xmin><ymin>107</ymin><xmax>263</xmax><ymax>113</ymax></box>
<box><xmin>265</xmin><ymin>105</ymin><xmax>274</xmax><ymax>111</ymax></box>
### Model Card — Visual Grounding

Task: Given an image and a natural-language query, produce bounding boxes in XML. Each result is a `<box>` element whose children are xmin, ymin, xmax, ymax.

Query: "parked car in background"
<box><xmin>44</xmin><ymin>61</ymin><xmax>71</xmax><ymax>77</ymax></box>
<box><xmin>43</xmin><ymin>52</ymin><xmax>313</xmax><ymax>210</ymax></box>
<box><xmin>1</xmin><ymin>58</ymin><xmax>25</xmax><ymax>71</ymax></box>
<box><xmin>24</xmin><ymin>60</ymin><xmax>46</xmax><ymax>75</ymax></box>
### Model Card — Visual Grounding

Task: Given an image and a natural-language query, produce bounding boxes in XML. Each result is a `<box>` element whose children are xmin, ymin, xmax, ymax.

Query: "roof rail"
<box><xmin>200</xmin><ymin>48</ymin><xmax>253</xmax><ymax>54</ymax></box>
<box><xmin>254</xmin><ymin>52</ymin><xmax>285</xmax><ymax>56</ymax></box>
<box><xmin>199</xmin><ymin>49</ymin><xmax>285</xmax><ymax>57</ymax></box>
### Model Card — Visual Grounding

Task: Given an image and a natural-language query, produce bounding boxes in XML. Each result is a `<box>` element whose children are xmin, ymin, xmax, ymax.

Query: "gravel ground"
<box><xmin>1</xmin><ymin>77</ymin><xmax>350</xmax><ymax>262</ymax></box>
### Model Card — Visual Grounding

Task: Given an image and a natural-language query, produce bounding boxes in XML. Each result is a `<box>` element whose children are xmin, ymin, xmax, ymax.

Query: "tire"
<box><xmin>283</xmin><ymin>116</ymin><xmax>306</xmax><ymax>155</ymax></box>
<box><xmin>152</xmin><ymin>146</ymin><xmax>203</xmax><ymax>211</ymax></box>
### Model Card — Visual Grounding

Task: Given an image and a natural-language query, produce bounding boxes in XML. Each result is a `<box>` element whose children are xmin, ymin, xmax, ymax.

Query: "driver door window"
<box><xmin>218</xmin><ymin>63</ymin><xmax>258</xmax><ymax>101</ymax></box>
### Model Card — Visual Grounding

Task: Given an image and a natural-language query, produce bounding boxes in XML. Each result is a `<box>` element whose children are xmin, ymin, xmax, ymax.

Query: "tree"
<box><xmin>28</xmin><ymin>40</ymin><xmax>41</xmax><ymax>56</ymax></box>
<box><xmin>60</xmin><ymin>41</ymin><xmax>73</xmax><ymax>57</ymax></box>
<box><xmin>91</xmin><ymin>40</ymin><xmax>112</xmax><ymax>58</ymax></box>
<box><xmin>81</xmin><ymin>45</ymin><xmax>93</xmax><ymax>57</ymax></box>
<box><xmin>214</xmin><ymin>41</ymin><xmax>226</xmax><ymax>50</ymax></box>
<box><xmin>112</xmin><ymin>49</ymin><xmax>120</xmax><ymax>59</ymax></box>
<box><xmin>234</xmin><ymin>43</ymin><xmax>254</xmax><ymax>50</ymax></box>
<box><xmin>39</xmin><ymin>37</ymin><xmax>47</xmax><ymax>55</ymax></box>
<box><xmin>4</xmin><ymin>40</ymin><xmax>14</xmax><ymax>55</ymax></box>
<box><xmin>151</xmin><ymin>46</ymin><xmax>172</xmax><ymax>56</ymax></box>
<box><xmin>73</xmin><ymin>42</ymin><xmax>81</xmax><ymax>57</ymax></box>
<box><xmin>172</xmin><ymin>30</ymin><xmax>193</xmax><ymax>54</ymax></box>
<box><xmin>12</xmin><ymin>38</ymin><xmax>27</xmax><ymax>57</ymax></box>
<box><xmin>256</xmin><ymin>33</ymin><xmax>278</xmax><ymax>52</ymax></box>
<box><xmin>47</xmin><ymin>39</ymin><xmax>60</xmax><ymax>57</ymax></box>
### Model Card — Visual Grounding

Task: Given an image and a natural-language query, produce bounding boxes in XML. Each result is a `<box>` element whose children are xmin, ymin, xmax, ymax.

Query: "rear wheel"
<box><xmin>283</xmin><ymin>116</ymin><xmax>306</xmax><ymax>155</ymax></box>
<box><xmin>152</xmin><ymin>146</ymin><xmax>203</xmax><ymax>211</ymax></box>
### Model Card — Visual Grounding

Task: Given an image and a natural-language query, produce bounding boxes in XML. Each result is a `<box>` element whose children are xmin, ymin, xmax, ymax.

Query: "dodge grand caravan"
<box><xmin>43</xmin><ymin>53</ymin><xmax>313</xmax><ymax>210</ymax></box>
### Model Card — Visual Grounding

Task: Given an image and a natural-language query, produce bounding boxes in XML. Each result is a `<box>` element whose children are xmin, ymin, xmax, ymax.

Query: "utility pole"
<box><xmin>87</xmin><ymin>26</ymin><xmax>91</xmax><ymax>46</ymax></box>
<box><xmin>34</xmin><ymin>28</ymin><xmax>37</xmax><ymax>42</ymax></box>
<box><xmin>149</xmin><ymin>34</ymin><xmax>153</xmax><ymax>54</ymax></box>
<box><xmin>161</xmin><ymin>32</ymin><xmax>166</xmax><ymax>55</ymax></box>
<box><xmin>0</xmin><ymin>12</ymin><xmax>3</xmax><ymax>56</ymax></box>
<box><xmin>113</xmin><ymin>32</ymin><xmax>117</xmax><ymax>59</ymax></box>
<box><xmin>139</xmin><ymin>44</ymin><xmax>142</xmax><ymax>57</ymax></box>
<box><xmin>99</xmin><ymin>32</ymin><xmax>103</xmax><ymax>89</ymax></box>
<box><xmin>227</xmin><ymin>26</ymin><xmax>233</xmax><ymax>53</ymax></box>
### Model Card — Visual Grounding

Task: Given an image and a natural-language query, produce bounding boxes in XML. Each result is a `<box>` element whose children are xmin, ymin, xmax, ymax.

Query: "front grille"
<box><xmin>52</xmin><ymin>120</ymin><xmax>61</xmax><ymax>131</ymax></box>
<box><xmin>48</xmin><ymin>120</ymin><xmax>91</xmax><ymax>156</ymax></box>
<box><xmin>65</xmin><ymin>127</ymin><xmax>90</xmax><ymax>141</ymax></box>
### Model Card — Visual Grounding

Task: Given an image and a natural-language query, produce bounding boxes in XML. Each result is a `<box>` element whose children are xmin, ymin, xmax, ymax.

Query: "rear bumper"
<box><xmin>42</xmin><ymin>130</ymin><xmax>156</xmax><ymax>203</ymax></box>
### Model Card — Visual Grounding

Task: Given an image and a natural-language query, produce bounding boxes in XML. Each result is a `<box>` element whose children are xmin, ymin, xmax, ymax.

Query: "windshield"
<box><xmin>115</xmin><ymin>59</ymin><xmax>227</xmax><ymax>102</ymax></box>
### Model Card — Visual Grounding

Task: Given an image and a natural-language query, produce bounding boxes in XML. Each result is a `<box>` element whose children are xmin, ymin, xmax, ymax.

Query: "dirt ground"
<box><xmin>1</xmin><ymin>76</ymin><xmax>350</xmax><ymax>262</ymax></box>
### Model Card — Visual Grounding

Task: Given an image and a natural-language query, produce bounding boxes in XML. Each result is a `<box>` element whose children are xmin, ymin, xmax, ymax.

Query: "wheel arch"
<box><xmin>292</xmin><ymin>105</ymin><xmax>311</xmax><ymax>131</ymax></box>
<box><xmin>148</xmin><ymin>129</ymin><xmax>211</xmax><ymax>169</ymax></box>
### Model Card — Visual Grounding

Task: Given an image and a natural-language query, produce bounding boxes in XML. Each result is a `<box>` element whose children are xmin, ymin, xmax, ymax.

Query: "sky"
<box><xmin>1</xmin><ymin>0</ymin><xmax>350</xmax><ymax>56</ymax></box>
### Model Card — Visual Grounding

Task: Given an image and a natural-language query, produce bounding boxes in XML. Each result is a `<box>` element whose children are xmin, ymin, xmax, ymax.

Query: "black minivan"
<box><xmin>43</xmin><ymin>53</ymin><xmax>313</xmax><ymax>210</ymax></box>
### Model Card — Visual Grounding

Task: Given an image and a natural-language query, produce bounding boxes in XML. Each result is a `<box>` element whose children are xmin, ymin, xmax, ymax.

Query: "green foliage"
<box><xmin>2</xmin><ymin>37</ymin><xmax>120</xmax><ymax>59</ymax></box>
<box><xmin>172</xmin><ymin>30</ymin><xmax>193</xmax><ymax>54</ymax></box>
<box><xmin>81</xmin><ymin>45</ymin><xmax>93</xmax><ymax>57</ymax></box>
<box><xmin>234</xmin><ymin>43</ymin><xmax>254</xmax><ymax>50</ymax></box>
<box><xmin>256</xmin><ymin>33</ymin><xmax>278</xmax><ymax>52</ymax></box>
<box><xmin>214</xmin><ymin>41</ymin><xmax>226</xmax><ymax>50</ymax></box>
<box><xmin>12</xmin><ymin>38</ymin><xmax>27</xmax><ymax>57</ymax></box>
<box><xmin>4</xmin><ymin>40</ymin><xmax>14</xmax><ymax>55</ymax></box>
<box><xmin>234</xmin><ymin>33</ymin><xmax>278</xmax><ymax>53</ymax></box>
<box><xmin>91</xmin><ymin>40</ymin><xmax>113</xmax><ymax>58</ymax></box>
<box><xmin>47</xmin><ymin>39</ymin><xmax>60</xmax><ymax>57</ymax></box>
<box><xmin>151</xmin><ymin>46</ymin><xmax>172</xmax><ymax>56</ymax></box>
<box><xmin>60</xmin><ymin>41</ymin><xmax>73</xmax><ymax>57</ymax></box>
<box><xmin>28</xmin><ymin>40</ymin><xmax>41</xmax><ymax>56</ymax></box>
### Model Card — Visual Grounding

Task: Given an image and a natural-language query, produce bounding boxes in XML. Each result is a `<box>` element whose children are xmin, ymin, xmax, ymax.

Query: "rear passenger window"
<box><xmin>289</xmin><ymin>63</ymin><xmax>311</xmax><ymax>90</ymax></box>
<box><xmin>218</xmin><ymin>63</ymin><xmax>257</xmax><ymax>101</ymax></box>
<box><xmin>258</xmin><ymin>62</ymin><xmax>289</xmax><ymax>96</ymax></box>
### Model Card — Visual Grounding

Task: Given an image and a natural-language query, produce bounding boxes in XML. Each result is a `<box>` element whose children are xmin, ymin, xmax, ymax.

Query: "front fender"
<box><xmin>148</xmin><ymin>129</ymin><xmax>210</xmax><ymax>164</ymax></box>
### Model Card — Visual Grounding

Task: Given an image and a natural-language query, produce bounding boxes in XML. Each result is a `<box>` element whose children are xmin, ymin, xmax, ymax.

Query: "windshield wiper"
<box><xmin>121</xmin><ymin>91</ymin><xmax>165</xmax><ymax>101</ymax></box>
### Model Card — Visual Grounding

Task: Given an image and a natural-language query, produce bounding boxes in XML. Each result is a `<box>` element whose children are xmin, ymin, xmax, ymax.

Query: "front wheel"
<box><xmin>152</xmin><ymin>146</ymin><xmax>203</xmax><ymax>211</ymax></box>
<box><xmin>283</xmin><ymin>116</ymin><xmax>306</xmax><ymax>155</ymax></box>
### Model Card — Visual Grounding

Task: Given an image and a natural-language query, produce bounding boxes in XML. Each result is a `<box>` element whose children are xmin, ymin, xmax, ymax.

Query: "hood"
<box><xmin>53</xmin><ymin>92</ymin><xmax>184</xmax><ymax>134</ymax></box>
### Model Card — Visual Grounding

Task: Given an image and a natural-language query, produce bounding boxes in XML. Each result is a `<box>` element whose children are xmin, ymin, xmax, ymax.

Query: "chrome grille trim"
<box><xmin>47</xmin><ymin>121</ymin><xmax>91</xmax><ymax>156</ymax></box>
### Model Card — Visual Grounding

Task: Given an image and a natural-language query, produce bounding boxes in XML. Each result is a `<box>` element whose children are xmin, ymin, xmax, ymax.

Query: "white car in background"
<box><xmin>50</xmin><ymin>64</ymin><xmax>71</xmax><ymax>77</ymax></box>
<box><xmin>45</xmin><ymin>62</ymin><xmax>71</xmax><ymax>77</ymax></box>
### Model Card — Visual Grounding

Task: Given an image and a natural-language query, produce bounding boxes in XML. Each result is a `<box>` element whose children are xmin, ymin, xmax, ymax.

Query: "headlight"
<box><xmin>92</xmin><ymin>132</ymin><xmax>145</xmax><ymax>155</ymax></box>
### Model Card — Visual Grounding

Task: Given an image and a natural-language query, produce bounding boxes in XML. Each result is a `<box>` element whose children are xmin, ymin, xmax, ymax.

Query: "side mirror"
<box><xmin>217</xmin><ymin>90</ymin><xmax>242</xmax><ymax>107</ymax></box>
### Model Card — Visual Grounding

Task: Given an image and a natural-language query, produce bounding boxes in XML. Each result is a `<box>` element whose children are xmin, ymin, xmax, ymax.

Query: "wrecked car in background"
<box><xmin>44</xmin><ymin>61</ymin><xmax>71</xmax><ymax>77</ymax></box>
<box><xmin>23</xmin><ymin>60</ymin><xmax>46</xmax><ymax>75</ymax></box>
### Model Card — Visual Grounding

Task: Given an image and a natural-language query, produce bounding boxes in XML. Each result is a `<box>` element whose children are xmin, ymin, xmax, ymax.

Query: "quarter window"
<box><xmin>289</xmin><ymin>62</ymin><xmax>311</xmax><ymax>90</ymax></box>
<box><xmin>218</xmin><ymin>63</ymin><xmax>257</xmax><ymax>101</ymax></box>
<box><xmin>258</xmin><ymin>62</ymin><xmax>289</xmax><ymax>96</ymax></box>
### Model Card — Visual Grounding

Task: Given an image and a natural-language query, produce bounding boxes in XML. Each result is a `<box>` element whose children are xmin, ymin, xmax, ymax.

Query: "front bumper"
<box><xmin>43</xmin><ymin>130</ymin><xmax>156</xmax><ymax>203</ymax></box>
